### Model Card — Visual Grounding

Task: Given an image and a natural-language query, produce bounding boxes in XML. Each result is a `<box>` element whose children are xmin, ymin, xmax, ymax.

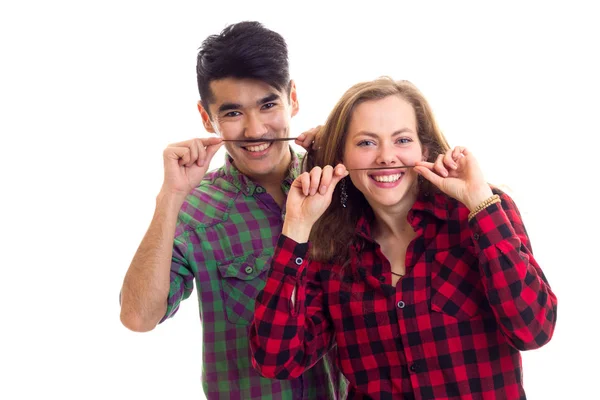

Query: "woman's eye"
<box><xmin>357</xmin><ymin>140</ymin><xmax>375</xmax><ymax>147</ymax></box>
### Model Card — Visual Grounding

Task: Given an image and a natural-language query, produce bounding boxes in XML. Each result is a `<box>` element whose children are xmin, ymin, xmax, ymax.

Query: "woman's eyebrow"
<box><xmin>353</xmin><ymin>128</ymin><xmax>413</xmax><ymax>138</ymax></box>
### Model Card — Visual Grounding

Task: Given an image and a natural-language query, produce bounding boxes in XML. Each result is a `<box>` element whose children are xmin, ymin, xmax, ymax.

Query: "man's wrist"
<box><xmin>156</xmin><ymin>189</ymin><xmax>187</xmax><ymax>213</ymax></box>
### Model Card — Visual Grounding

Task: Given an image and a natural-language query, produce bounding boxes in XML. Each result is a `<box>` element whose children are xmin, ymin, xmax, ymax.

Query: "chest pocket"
<box><xmin>430</xmin><ymin>248</ymin><xmax>490</xmax><ymax>320</ymax></box>
<box><xmin>216</xmin><ymin>251</ymin><xmax>273</xmax><ymax>325</ymax></box>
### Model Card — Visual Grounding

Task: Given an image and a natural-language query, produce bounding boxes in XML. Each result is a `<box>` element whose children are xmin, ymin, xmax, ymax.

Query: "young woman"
<box><xmin>250</xmin><ymin>77</ymin><xmax>557</xmax><ymax>399</ymax></box>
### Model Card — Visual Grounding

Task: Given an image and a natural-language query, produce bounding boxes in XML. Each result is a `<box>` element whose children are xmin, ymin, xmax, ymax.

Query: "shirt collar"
<box><xmin>409</xmin><ymin>190</ymin><xmax>450</xmax><ymax>221</ymax></box>
<box><xmin>222</xmin><ymin>147</ymin><xmax>303</xmax><ymax>195</ymax></box>
<box><xmin>354</xmin><ymin>190</ymin><xmax>450</xmax><ymax>241</ymax></box>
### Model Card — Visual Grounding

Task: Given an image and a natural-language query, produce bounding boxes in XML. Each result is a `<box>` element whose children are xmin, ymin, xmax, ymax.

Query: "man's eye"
<box><xmin>262</xmin><ymin>103</ymin><xmax>276</xmax><ymax>110</ymax></box>
<box><xmin>397</xmin><ymin>138</ymin><xmax>412</xmax><ymax>144</ymax></box>
<box><xmin>224</xmin><ymin>111</ymin><xmax>241</xmax><ymax>117</ymax></box>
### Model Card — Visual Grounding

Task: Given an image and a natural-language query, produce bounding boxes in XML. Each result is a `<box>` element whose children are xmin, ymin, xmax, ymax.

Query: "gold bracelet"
<box><xmin>468</xmin><ymin>194</ymin><xmax>501</xmax><ymax>221</ymax></box>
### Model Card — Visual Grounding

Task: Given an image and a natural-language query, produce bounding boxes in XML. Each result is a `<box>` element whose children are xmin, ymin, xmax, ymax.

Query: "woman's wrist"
<box><xmin>465</xmin><ymin>186</ymin><xmax>494</xmax><ymax>212</ymax></box>
<box><xmin>282</xmin><ymin>220</ymin><xmax>312</xmax><ymax>243</ymax></box>
<box><xmin>468</xmin><ymin>194</ymin><xmax>501</xmax><ymax>221</ymax></box>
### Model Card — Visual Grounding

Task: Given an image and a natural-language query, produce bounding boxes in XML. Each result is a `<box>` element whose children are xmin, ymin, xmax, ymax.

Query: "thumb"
<box><xmin>204</xmin><ymin>140</ymin><xmax>224</xmax><ymax>163</ymax></box>
<box><xmin>325</xmin><ymin>164</ymin><xmax>349</xmax><ymax>197</ymax></box>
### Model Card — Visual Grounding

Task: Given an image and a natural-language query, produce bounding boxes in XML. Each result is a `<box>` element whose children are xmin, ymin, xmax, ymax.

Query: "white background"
<box><xmin>1</xmin><ymin>1</ymin><xmax>598</xmax><ymax>399</ymax></box>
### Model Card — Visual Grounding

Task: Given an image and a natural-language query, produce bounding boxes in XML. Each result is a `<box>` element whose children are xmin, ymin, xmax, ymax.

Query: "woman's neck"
<box><xmin>370</xmin><ymin>192</ymin><xmax>418</xmax><ymax>240</ymax></box>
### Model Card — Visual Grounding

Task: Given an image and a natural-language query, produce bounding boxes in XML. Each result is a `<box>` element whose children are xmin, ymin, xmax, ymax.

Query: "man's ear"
<box><xmin>197</xmin><ymin>101</ymin><xmax>216</xmax><ymax>133</ymax></box>
<box><xmin>289</xmin><ymin>80</ymin><xmax>299</xmax><ymax>118</ymax></box>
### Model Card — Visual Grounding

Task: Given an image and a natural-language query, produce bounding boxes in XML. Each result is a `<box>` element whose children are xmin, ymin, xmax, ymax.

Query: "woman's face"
<box><xmin>343</xmin><ymin>95</ymin><xmax>425</xmax><ymax>209</ymax></box>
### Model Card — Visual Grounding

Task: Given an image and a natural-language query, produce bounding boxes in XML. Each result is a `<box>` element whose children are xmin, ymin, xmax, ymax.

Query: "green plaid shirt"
<box><xmin>161</xmin><ymin>149</ymin><xmax>347</xmax><ymax>400</ymax></box>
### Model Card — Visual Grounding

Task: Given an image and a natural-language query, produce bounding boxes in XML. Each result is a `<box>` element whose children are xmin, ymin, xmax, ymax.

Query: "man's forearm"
<box><xmin>120</xmin><ymin>191</ymin><xmax>186</xmax><ymax>332</ymax></box>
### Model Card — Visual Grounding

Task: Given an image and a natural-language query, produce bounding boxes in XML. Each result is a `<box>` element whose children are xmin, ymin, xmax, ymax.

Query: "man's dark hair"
<box><xmin>196</xmin><ymin>21</ymin><xmax>290</xmax><ymax>115</ymax></box>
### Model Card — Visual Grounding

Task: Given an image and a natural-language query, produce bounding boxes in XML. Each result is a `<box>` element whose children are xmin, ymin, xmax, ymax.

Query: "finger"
<box><xmin>204</xmin><ymin>141</ymin><xmax>224</xmax><ymax>164</ymax></box>
<box><xmin>295</xmin><ymin>126</ymin><xmax>320</xmax><ymax>149</ymax></box>
<box><xmin>168</xmin><ymin>139</ymin><xmax>194</xmax><ymax>148</ymax></box>
<box><xmin>459</xmin><ymin>147</ymin><xmax>472</xmax><ymax>157</ymax></box>
<box><xmin>414</xmin><ymin>165</ymin><xmax>444</xmax><ymax>189</ymax></box>
<box><xmin>300</xmin><ymin>172</ymin><xmax>312</xmax><ymax>196</ymax></box>
<box><xmin>319</xmin><ymin>165</ymin><xmax>334</xmax><ymax>195</ymax></box>
<box><xmin>323</xmin><ymin>164</ymin><xmax>349</xmax><ymax>198</ymax></box>
<box><xmin>333</xmin><ymin>163</ymin><xmax>348</xmax><ymax>179</ymax></box>
<box><xmin>201</xmin><ymin>136</ymin><xmax>223</xmax><ymax>146</ymax></box>
<box><xmin>164</xmin><ymin>147</ymin><xmax>191</xmax><ymax>166</ymax></box>
<box><xmin>415</xmin><ymin>161</ymin><xmax>435</xmax><ymax>170</ymax></box>
<box><xmin>294</xmin><ymin>131</ymin><xmax>309</xmax><ymax>147</ymax></box>
<box><xmin>166</xmin><ymin>140</ymin><xmax>196</xmax><ymax>167</ymax></box>
<box><xmin>434</xmin><ymin>154</ymin><xmax>449</xmax><ymax>177</ymax></box>
<box><xmin>308</xmin><ymin>166</ymin><xmax>322</xmax><ymax>196</ymax></box>
<box><xmin>444</xmin><ymin>148</ymin><xmax>458</xmax><ymax>170</ymax></box>
<box><xmin>452</xmin><ymin>146</ymin><xmax>466</xmax><ymax>161</ymax></box>
<box><xmin>185</xmin><ymin>140</ymin><xmax>199</xmax><ymax>168</ymax></box>
<box><xmin>166</xmin><ymin>137</ymin><xmax>222</xmax><ymax>167</ymax></box>
<box><xmin>198</xmin><ymin>139</ymin><xmax>224</xmax><ymax>167</ymax></box>
<box><xmin>169</xmin><ymin>136</ymin><xmax>221</xmax><ymax>148</ymax></box>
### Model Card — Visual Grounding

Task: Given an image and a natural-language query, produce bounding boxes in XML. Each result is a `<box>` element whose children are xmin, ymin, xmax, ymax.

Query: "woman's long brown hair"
<box><xmin>305</xmin><ymin>77</ymin><xmax>450</xmax><ymax>265</ymax></box>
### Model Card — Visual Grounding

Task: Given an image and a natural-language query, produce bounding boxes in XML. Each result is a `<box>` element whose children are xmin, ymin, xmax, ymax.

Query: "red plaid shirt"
<box><xmin>250</xmin><ymin>190</ymin><xmax>557</xmax><ymax>399</ymax></box>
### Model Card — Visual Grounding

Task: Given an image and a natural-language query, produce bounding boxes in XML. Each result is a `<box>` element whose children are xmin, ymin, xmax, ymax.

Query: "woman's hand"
<box><xmin>414</xmin><ymin>146</ymin><xmax>493</xmax><ymax>211</ymax></box>
<box><xmin>282</xmin><ymin>164</ymin><xmax>348</xmax><ymax>242</ymax></box>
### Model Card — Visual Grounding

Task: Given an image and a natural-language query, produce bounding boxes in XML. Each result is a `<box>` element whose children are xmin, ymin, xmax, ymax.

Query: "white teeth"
<box><xmin>372</xmin><ymin>174</ymin><xmax>402</xmax><ymax>183</ymax></box>
<box><xmin>245</xmin><ymin>143</ymin><xmax>270</xmax><ymax>152</ymax></box>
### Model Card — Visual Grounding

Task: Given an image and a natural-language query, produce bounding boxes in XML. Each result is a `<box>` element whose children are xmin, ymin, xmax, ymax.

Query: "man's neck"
<box><xmin>237</xmin><ymin>149</ymin><xmax>292</xmax><ymax>208</ymax></box>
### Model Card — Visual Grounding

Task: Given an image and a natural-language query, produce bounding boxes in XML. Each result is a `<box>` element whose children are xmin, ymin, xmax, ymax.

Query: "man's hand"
<box><xmin>295</xmin><ymin>125</ymin><xmax>322</xmax><ymax>151</ymax></box>
<box><xmin>161</xmin><ymin>137</ymin><xmax>223</xmax><ymax>197</ymax></box>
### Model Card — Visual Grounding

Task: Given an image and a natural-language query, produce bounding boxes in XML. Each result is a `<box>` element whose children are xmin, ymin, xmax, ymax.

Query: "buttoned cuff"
<box><xmin>273</xmin><ymin>234</ymin><xmax>311</xmax><ymax>279</ymax></box>
<box><xmin>469</xmin><ymin>202</ymin><xmax>516</xmax><ymax>249</ymax></box>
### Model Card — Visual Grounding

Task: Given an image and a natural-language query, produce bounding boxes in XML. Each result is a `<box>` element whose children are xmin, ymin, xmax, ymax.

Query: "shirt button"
<box><xmin>397</xmin><ymin>300</ymin><xmax>406</xmax><ymax>309</ymax></box>
<box><xmin>244</xmin><ymin>266</ymin><xmax>253</xmax><ymax>274</ymax></box>
<box><xmin>409</xmin><ymin>362</ymin><xmax>419</xmax><ymax>372</ymax></box>
<box><xmin>256</xmin><ymin>187</ymin><xmax>264</xmax><ymax>193</ymax></box>
<box><xmin>295</xmin><ymin>257</ymin><xmax>303</xmax><ymax>265</ymax></box>
<box><xmin>379</xmin><ymin>276</ymin><xmax>385</xmax><ymax>282</ymax></box>
<box><xmin>473</xmin><ymin>233</ymin><xmax>480</xmax><ymax>240</ymax></box>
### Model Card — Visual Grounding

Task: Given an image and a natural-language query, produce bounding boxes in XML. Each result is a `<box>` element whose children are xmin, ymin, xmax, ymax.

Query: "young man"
<box><xmin>119</xmin><ymin>21</ymin><xmax>346</xmax><ymax>399</ymax></box>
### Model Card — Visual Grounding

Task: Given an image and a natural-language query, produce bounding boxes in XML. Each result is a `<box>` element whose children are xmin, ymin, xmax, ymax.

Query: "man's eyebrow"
<box><xmin>258</xmin><ymin>93</ymin><xmax>280</xmax><ymax>104</ymax></box>
<box><xmin>216</xmin><ymin>93</ymin><xmax>281</xmax><ymax>114</ymax></box>
<box><xmin>217</xmin><ymin>102</ymin><xmax>242</xmax><ymax>113</ymax></box>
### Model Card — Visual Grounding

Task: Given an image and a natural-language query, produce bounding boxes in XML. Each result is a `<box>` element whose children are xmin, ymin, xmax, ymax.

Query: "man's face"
<box><xmin>199</xmin><ymin>78</ymin><xmax>299</xmax><ymax>180</ymax></box>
